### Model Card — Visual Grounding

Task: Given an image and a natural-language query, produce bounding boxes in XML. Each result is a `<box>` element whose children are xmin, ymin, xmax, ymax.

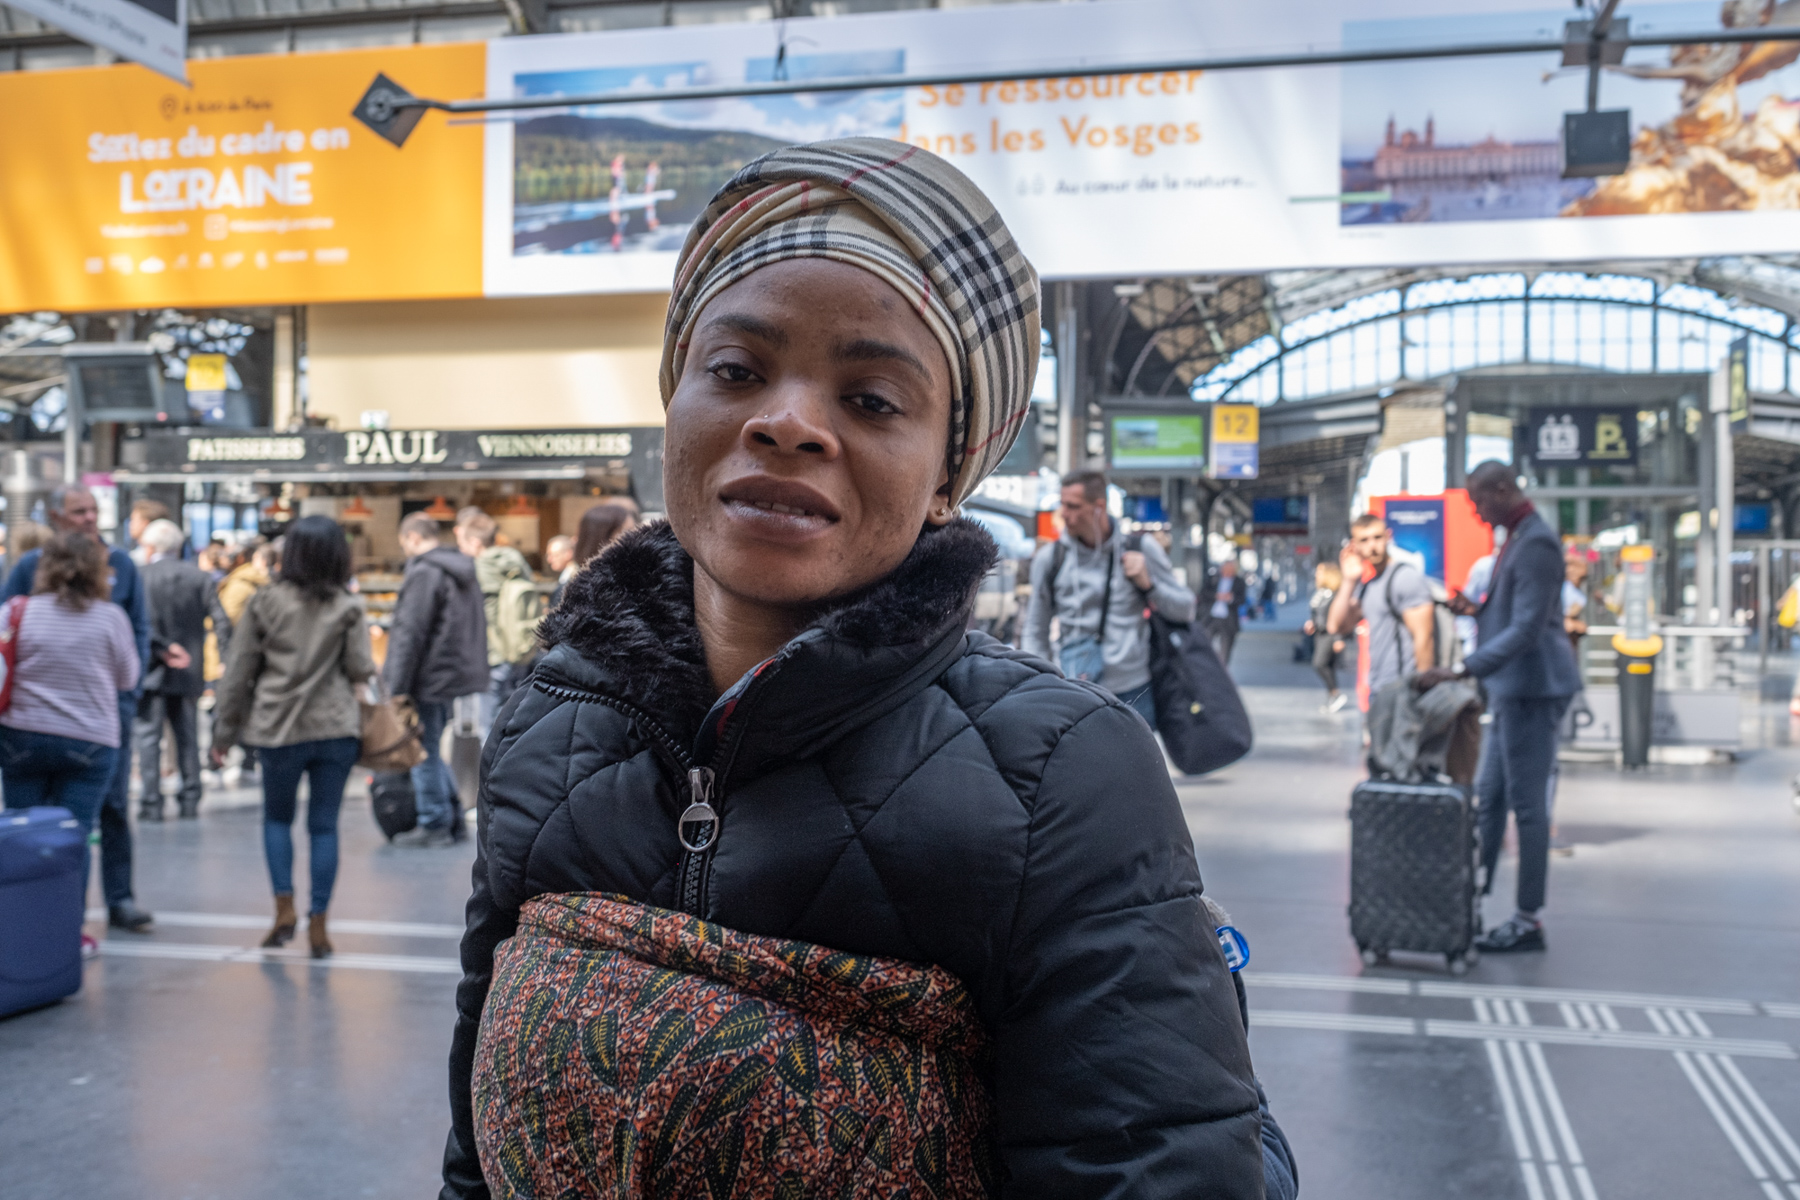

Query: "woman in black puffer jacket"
<box><xmin>440</xmin><ymin>139</ymin><xmax>1265</xmax><ymax>1200</ymax></box>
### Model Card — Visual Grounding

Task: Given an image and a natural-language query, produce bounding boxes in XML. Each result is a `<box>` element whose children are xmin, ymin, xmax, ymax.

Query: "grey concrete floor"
<box><xmin>2</xmin><ymin>629</ymin><xmax>1798</xmax><ymax>1199</ymax></box>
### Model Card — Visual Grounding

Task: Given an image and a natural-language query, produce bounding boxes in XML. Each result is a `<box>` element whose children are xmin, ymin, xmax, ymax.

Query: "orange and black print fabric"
<box><xmin>473</xmin><ymin>892</ymin><xmax>998</xmax><ymax>1199</ymax></box>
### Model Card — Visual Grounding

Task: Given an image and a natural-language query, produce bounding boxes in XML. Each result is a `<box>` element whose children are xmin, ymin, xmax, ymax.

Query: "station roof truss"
<box><xmin>1115</xmin><ymin>258</ymin><xmax>1800</xmax><ymax>409</ymax></box>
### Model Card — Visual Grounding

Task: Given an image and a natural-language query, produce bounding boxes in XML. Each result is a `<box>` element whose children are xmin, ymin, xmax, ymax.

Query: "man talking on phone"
<box><xmin>1412</xmin><ymin>463</ymin><xmax>1579</xmax><ymax>953</ymax></box>
<box><xmin>1326</xmin><ymin>513</ymin><xmax>1436</xmax><ymax>700</ymax></box>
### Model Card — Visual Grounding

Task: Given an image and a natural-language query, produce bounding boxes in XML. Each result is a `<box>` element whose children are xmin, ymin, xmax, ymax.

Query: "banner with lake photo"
<box><xmin>482</xmin><ymin>0</ymin><xmax>1800</xmax><ymax>294</ymax></box>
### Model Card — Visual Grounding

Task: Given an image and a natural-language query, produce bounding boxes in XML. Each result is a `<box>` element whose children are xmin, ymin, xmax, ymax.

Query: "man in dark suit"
<box><xmin>3</xmin><ymin>485</ymin><xmax>155</xmax><ymax>932</ymax></box>
<box><xmin>134</xmin><ymin>518</ymin><xmax>216</xmax><ymax>820</ymax></box>
<box><xmin>1415</xmin><ymin>462</ymin><xmax>1580</xmax><ymax>953</ymax></box>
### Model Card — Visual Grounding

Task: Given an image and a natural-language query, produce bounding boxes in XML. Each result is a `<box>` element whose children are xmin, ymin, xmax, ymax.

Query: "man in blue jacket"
<box><xmin>4</xmin><ymin>485</ymin><xmax>156</xmax><ymax>932</ymax></box>
<box><xmin>1415</xmin><ymin>462</ymin><xmax>1580</xmax><ymax>952</ymax></box>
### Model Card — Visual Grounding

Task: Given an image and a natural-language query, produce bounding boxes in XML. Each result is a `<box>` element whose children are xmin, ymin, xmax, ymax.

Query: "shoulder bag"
<box><xmin>1125</xmin><ymin>536</ymin><xmax>1254</xmax><ymax>776</ymax></box>
<box><xmin>358</xmin><ymin>677</ymin><xmax>428</xmax><ymax>771</ymax></box>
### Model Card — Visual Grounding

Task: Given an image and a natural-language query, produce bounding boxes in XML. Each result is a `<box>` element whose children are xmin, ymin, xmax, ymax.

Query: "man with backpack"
<box><xmin>1327</xmin><ymin>512</ymin><xmax>1437</xmax><ymax>701</ymax></box>
<box><xmin>454</xmin><ymin>508</ymin><xmax>543</xmax><ymax>734</ymax></box>
<box><xmin>1022</xmin><ymin>470</ymin><xmax>1195</xmax><ymax>724</ymax></box>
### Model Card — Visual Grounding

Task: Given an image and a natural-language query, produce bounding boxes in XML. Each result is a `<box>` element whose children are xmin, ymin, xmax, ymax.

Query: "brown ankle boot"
<box><xmin>308</xmin><ymin>911</ymin><xmax>332</xmax><ymax>959</ymax></box>
<box><xmin>262</xmin><ymin>895</ymin><xmax>297</xmax><ymax>948</ymax></box>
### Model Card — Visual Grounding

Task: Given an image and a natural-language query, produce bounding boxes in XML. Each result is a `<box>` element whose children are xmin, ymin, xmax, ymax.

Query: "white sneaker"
<box><xmin>1327</xmin><ymin>693</ymin><xmax>1349</xmax><ymax>713</ymax></box>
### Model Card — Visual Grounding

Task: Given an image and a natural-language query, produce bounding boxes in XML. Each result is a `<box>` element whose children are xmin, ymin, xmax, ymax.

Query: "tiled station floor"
<box><xmin>3</xmin><ymin>627</ymin><xmax>1798</xmax><ymax>1199</ymax></box>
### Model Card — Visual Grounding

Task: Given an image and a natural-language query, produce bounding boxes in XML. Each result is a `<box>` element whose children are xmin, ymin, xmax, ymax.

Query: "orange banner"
<box><xmin>0</xmin><ymin>42</ymin><xmax>485</xmax><ymax>312</ymax></box>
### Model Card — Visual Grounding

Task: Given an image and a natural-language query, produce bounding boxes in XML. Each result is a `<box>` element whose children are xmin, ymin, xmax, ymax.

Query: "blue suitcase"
<box><xmin>0</xmin><ymin>807</ymin><xmax>88</xmax><ymax>1017</ymax></box>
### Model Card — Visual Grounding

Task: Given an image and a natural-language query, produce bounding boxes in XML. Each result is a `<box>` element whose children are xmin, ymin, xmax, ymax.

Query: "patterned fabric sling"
<box><xmin>473</xmin><ymin>893</ymin><xmax>999</xmax><ymax>1199</ymax></box>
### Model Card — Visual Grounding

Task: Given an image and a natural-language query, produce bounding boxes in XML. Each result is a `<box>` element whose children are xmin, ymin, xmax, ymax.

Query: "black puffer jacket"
<box><xmin>382</xmin><ymin>547</ymin><xmax>488</xmax><ymax>705</ymax></box>
<box><xmin>441</xmin><ymin>520</ymin><xmax>1264</xmax><ymax>1199</ymax></box>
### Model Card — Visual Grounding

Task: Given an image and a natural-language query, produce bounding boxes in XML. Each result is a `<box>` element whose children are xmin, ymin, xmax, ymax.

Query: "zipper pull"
<box><xmin>678</xmin><ymin>767</ymin><xmax>719</xmax><ymax>853</ymax></box>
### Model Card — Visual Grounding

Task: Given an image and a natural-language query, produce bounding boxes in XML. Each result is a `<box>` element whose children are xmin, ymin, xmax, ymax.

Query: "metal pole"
<box><xmin>1054</xmin><ymin>281</ymin><xmax>1079</xmax><ymax>477</ymax></box>
<box><xmin>1695</xmin><ymin>395</ymin><xmax>1714</xmax><ymax>625</ymax></box>
<box><xmin>1717</xmin><ymin>401</ymin><xmax>1735</xmax><ymax>635</ymax></box>
<box><xmin>1759</xmin><ymin>542</ymin><xmax>1770</xmax><ymax>677</ymax></box>
<box><xmin>61</xmin><ymin>371</ymin><xmax>82</xmax><ymax>495</ymax></box>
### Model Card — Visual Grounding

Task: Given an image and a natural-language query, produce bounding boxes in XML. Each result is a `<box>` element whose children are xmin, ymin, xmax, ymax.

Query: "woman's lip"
<box><xmin>720</xmin><ymin>498</ymin><xmax>836</xmax><ymax>542</ymax></box>
<box><xmin>717</xmin><ymin>476</ymin><xmax>841</xmax><ymax>522</ymax></box>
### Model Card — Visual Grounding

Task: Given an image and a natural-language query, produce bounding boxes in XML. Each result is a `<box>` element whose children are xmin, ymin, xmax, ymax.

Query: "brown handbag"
<box><xmin>358</xmin><ymin>680</ymin><xmax>428</xmax><ymax>771</ymax></box>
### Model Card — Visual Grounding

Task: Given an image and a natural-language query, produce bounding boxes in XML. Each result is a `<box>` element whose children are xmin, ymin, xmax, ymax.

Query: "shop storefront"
<box><xmin>112</xmin><ymin>423</ymin><xmax>662</xmax><ymax>571</ymax></box>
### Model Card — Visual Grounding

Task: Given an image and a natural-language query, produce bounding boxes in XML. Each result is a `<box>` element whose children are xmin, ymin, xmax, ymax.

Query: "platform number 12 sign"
<box><xmin>1210</xmin><ymin>404</ymin><xmax>1259</xmax><ymax>480</ymax></box>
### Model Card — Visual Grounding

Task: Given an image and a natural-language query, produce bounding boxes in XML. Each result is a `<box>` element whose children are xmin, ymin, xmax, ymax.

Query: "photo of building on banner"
<box><xmin>1340</xmin><ymin>2</ymin><xmax>1800</xmax><ymax>226</ymax></box>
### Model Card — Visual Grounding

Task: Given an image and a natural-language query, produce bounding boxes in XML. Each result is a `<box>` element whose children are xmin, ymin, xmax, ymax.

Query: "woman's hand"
<box><xmin>162</xmin><ymin>643</ymin><xmax>192</xmax><ymax>671</ymax></box>
<box><xmin>1302</xmin><ymin>619</ymin><xmax>1315</xmax><ymax>635</ymax></box>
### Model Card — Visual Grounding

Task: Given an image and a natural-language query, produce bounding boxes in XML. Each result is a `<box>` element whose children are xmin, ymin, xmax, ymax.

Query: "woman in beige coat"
<box><xmin>213</xmin><ymin>516</ymin><xmax>375</xmax><ymax>958</ymax></box>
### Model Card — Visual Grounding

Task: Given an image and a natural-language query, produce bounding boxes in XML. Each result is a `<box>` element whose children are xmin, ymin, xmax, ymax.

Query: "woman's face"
<box><xmin>665</xmin><ymin>258</ymin><xmax>955</xmax><ymax>610</ymax></box>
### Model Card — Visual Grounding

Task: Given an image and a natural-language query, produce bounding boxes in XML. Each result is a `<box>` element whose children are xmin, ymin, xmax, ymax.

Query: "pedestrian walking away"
<box><xmin>1021</xmin><ymin>468</ymin><xmax>1196</xmax><ymax>724</ymax></box>
<box><xmin>212</xmin><ymin>516</ymin><xmax>377</xmax><ymax>959</ymax></box>
<box><xmin>456</xmin><ymin>508</ymin><xmax>540</xmax><ymax>732</ymax></box>
<box><xmin>1201</xmin><ymin>559</ymin><xmax>1249</xmax><ymax>664</ymax></box>
<box><xmin>381</xmin><ymin>511</ymin><xmax>486</xmax><ymax>845</ymax></box>
<box><xmin>1413</xmin><ymin>461</ymin><xmax>1581</xmax><ymax>954</ymax></box>
<box><xmin>440</xmin><ymin>139</ymin><xmax>1265</xmax><ymax>1200</ymax></box>
<box><xmin>0</xmin><ymin>532</ymin><xmax>142</xmax><ymax>957</ymax></box>
<box><xmin>1328</xmin><ymin>511</ymin><xmax>1437</xmax><ymax>701</ymax></box>
<box><xmin>1306</xmin><ymin>560</ymin><xmax>1348</xmax><ymax>712</ymax></box>
<box><xmin>3</xmin><ymin>485</ymin><xmax>154</xmax><ymax>934</ymax></box>
<box><xmin>133</xmin><ymin>519</ymin><xmax>216</xmax><ymax>820</ymax></box>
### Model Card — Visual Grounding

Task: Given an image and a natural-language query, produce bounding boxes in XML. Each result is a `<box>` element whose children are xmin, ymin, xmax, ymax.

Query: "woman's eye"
<box><xmin>846</xmin><ymin>392</ymin><xmax>900</xmax><ymax>415</ymax></box>
<box><xmin>708</xmin><ymin>362</ymin><xmax>760</xmax><ymax>385</ymax></box>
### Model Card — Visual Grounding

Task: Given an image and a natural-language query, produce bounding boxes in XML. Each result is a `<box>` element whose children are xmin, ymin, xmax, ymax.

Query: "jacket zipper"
<box><xmin>532</xmin><ymin>672</ymin><xmax>775</xmax><ymax>919</ymax></box>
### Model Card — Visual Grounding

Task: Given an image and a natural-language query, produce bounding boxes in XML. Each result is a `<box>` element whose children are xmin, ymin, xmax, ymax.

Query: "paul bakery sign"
<box><xmin>128</xmin><ymin>427</ymin><xmax>648</xmax><ymax>473</ymax></box>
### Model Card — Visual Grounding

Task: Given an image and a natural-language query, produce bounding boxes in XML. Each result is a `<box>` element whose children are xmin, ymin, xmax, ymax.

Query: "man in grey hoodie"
<box><xmin>384</xmin><ymin>512</ymin><xmax>487</xmax><ymax>844</ymax></box>
<box><xmin>1023</xmin><ymin>470</ymin><xmax>1196</xmax><ymax>724</ymax></box>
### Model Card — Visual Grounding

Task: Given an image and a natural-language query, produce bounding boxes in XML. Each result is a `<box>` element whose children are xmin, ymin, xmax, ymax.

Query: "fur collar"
<box><xmin>537</xmin><ymin>518</ymin><xmax>998</xmax><ymax>743</ymax></box>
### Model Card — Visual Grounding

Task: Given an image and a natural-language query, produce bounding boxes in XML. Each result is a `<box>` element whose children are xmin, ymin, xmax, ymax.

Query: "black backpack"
<box><xmin>1044</xmin><ymin>536</ymin><xmax>1254</xmax><ymax>776</ymax></box>
<box><xmin>369</xmin><ymin>770</ymin><xmax>418</xmax><ymax>840</ymax></box>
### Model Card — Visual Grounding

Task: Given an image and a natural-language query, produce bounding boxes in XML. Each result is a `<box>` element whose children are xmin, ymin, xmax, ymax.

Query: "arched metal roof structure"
<box><xmin>1098</xmin><ymin>256</ymin><xmax>1800</xmax><ymax>405</ymax></box>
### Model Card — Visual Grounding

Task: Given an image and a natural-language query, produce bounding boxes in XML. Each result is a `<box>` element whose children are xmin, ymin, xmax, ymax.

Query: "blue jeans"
<box><xmin>259</xmin><ymin>737</ymin><xmax>361</xmax><ymax>914</ymax></box>
<box><xmin>1115</xmin><ymin>682</ymin><xmax>1157</xmax><ymax>728</ymax></box>
<box><xmin>411</xmin><ymin>700</ymin><xmax>456</xmax><ymax>832</ymax></box>
<box><xmin>0</xmin><ymin>725</ymin><xmax>119</xmax><ymax>900</ymax></box>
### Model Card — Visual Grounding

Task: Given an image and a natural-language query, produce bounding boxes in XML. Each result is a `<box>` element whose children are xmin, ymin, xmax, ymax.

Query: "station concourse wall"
<box><xmin>305</xmin><ymin>292</ymin><xmax>669</xmax><ymax>432</ymax></box>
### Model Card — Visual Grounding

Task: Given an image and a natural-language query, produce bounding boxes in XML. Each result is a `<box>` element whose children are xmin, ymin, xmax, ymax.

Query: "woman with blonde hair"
<box><xmin>1306</xmin><ymin>559</ymin><xmax>1348</xmax><ymax>711</ymax></box>
<box><xmin>441</xmin><ymin>140</ymin><xmax>1265</xmax><ymax>1199</ymax></box>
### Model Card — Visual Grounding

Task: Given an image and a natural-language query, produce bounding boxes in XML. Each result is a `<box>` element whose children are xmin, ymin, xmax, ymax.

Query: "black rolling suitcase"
<box><xmin>369</xmin><ymin>770</ymin><xmax>418</xmax><ymax>841</ymax></box>
<box><xmin>1349</xmin><ymin>779</ymin><xmax>1481</xmax><ymax>974</ymax></box>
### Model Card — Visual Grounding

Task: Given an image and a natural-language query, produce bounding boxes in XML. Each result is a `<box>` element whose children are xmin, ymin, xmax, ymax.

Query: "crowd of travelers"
<box><xmin>2</xmin><ymin>137</ymin><xmax>1596</xmax><ymax>1200</ymax></box>
<box><xmin>0</xmin><ymin>486</ymin><xmax>643</xmax><ymax>957</ymax></box>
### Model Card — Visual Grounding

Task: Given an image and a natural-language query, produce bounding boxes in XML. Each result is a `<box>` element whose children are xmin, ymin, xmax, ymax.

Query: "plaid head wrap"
<box><xmin>660</xmin><ymin>138</ymin><xmax>1041</xmax><ymax>509</ymax></box>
